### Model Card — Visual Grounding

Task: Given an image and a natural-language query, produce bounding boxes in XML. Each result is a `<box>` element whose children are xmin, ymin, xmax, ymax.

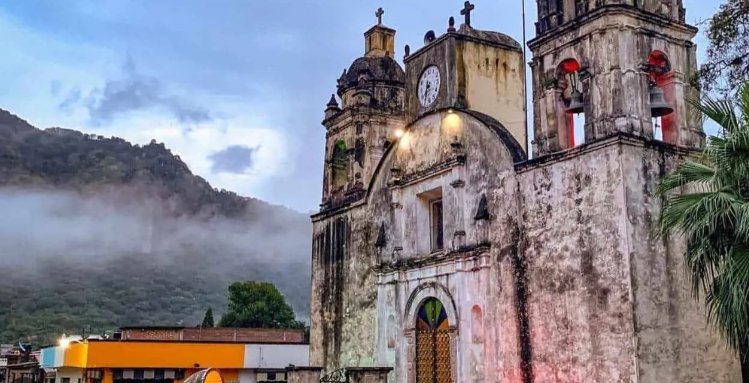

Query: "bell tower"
<box><xmin>529</xmin><ymin>0</ymin><xmax>704</xmax><ymax>156</ymax></box>
<box><xmin>320</xmin><ymin>9</ymin><xmax>406</xmax><ymax>211</ymax></box>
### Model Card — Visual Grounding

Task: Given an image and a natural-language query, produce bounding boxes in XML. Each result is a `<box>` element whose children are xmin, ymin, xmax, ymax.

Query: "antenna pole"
<box><xmin>521</xmin><ymin>0</ymin><xmax>530</xmax><ymax>155</ymax></box>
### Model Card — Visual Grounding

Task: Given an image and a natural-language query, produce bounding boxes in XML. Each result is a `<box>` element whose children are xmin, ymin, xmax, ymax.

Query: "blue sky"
<box><xmin>0</xmin><ymin>1</ymin><xmax>721</xmax><ymax>212</ymax></box>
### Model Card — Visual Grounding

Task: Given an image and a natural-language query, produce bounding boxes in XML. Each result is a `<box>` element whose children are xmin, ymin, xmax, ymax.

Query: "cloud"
<box><xmin>0</xmin><ymin>187</ymin><xmax>312</xmax><ymax>318</ymax></box>
<box><xmin>58</xmin><ymin>86</ymin><xmax>81</xmax><ymax>111</ymax></box>
<box><xmin>209</xmin><ymin>145</ymin><xmax>258</xmax><ymax>174</ymax></box>
<box><xmin>84</xmin><ymin>58</ymin><xmax>211</xmax><ymax>125</ymax></box>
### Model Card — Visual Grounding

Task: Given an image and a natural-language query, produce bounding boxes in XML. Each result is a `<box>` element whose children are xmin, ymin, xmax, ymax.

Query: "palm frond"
<box><xmin>693</xmin><ymin>94</ymin><xmax>739</xmax><ymax>134</ymax></box>
<box><xmin>706</xmin><ymin>245</ymin><xmax>749</xmax><ymax>350</ymax></box>
<box><xmin>660</xmin><ymin>81</ymin><xmax>749</xmax><ymax>352</ymax></box>
<box><xmin>656</xmin><ymin>159</ymin><xmax>717</xmax><ymax>195</ymax></box>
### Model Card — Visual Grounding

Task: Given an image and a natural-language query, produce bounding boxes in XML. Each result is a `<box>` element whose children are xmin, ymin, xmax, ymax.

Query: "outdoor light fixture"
<box><xmin>58</xmin><ymin>336</ymin><xmax>71</xmax><ymax>349</ymax></box>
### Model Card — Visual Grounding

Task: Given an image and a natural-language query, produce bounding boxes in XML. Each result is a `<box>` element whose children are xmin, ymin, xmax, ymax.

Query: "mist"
<box><xmin>0</xmin><ymin>187</ymin><xmax>312</xmax><ymax>342</ymax></box>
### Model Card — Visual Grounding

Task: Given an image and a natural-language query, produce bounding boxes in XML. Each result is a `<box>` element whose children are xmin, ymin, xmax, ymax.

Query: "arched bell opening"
<box><xmin>331</xmin><ymin>140</ymin><xmax>349</xmax><ymax>190</ymax></box>
<box><xmin>556</xmin><ymin>58</ymin><xmax>586</xmax><ymax>149</ymax></box>
<box><xmin>647</xmin><ymin>50</ymin><xmax>676</xmax><ymax>143</ymax></box>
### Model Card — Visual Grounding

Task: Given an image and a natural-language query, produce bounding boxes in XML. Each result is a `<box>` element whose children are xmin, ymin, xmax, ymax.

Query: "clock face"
<box><xmin>418</xmin><ymin>66</ymin><xmax>441</xmax><ymax>107</ymax></box>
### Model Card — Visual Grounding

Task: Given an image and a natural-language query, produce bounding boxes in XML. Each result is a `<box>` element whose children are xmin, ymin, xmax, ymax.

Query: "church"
<box><xmin>309</xmin><ymin>1</ymin><xmax>740</xmax><ymax>382</ymax></box>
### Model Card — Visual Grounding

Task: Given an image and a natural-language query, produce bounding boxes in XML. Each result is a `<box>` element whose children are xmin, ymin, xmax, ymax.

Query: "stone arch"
<box><xmin>403</xmin><ymin>282</ymin><xmax>459</xmax><ymax>382</ymax></box>
<box><xmin>404</xmin><ymin>281</ymin><xmax>458</xmax><ymax>329</ymax></box>
<box><xmin>647</xmin><ymin>50</ymin><xmax>677</xmax><ymax>143</ymax></box>
<box><xmin>555</xmin><ymin>58</ymin><xmax>585</xmax><ymax>149</ymax></box>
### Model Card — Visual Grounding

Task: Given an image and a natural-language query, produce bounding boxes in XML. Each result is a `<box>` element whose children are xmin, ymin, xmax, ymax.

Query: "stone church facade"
<box><xmin>310</xmin><ymin>1</ymin><xmax>740</xmax><ymax>382</ymax></box>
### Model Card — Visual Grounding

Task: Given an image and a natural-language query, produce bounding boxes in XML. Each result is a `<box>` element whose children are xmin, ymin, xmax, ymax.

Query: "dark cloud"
<box><xmin>85</xmin><ymin>59</ymin><xmax>211</xmax><ymax>125</ymax></box>
<box><xmin>209</xmin><ymin>145</ymin><xmax>257</xmax><ymax>174</ymax></box>
<box><xmin>58</xmin><ymin>87</ymin><xmax>81</xmax><ymax>111</ymax></box>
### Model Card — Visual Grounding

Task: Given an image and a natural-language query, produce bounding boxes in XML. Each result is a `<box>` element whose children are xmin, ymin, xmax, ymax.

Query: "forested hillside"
<box><xmin>0</xmin><ymin>109</ymin><xmax>311</xmax><ymax>346</ymax></box>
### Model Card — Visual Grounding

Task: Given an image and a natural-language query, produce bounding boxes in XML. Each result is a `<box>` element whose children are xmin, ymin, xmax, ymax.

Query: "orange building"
<box><xmin>40</xmin><ymin>328</ymin><xmax>308</xmax><ymax>383</ymax></box>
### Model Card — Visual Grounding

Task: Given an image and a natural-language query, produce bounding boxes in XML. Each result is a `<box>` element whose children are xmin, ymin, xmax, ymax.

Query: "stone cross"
<box><xmin>376</xmin><ymin>7</ymin><xmax>384</xmax><ymax>25</ymax></box>
<box><xmin>460</xmin><ymin>1</ymin><xmax>475</xmax><ymax>26</ymax></box>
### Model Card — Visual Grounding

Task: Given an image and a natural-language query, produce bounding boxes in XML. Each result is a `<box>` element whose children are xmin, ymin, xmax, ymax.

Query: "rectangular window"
<box><xmin>61</xmin><ymin>378</ymin><xmax>70</xmax><ymax>383</ymax></box>
<box><xmin>430</xmin><ymin>198</ymin><xmax>444</xmax><ymax>251</ymax></box>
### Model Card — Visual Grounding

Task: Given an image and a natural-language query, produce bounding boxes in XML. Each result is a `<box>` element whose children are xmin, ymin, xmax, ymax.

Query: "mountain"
<box><xmin>0</xmin><ymin>109</ymin><xmax>312</xmax><ymax>345</ymax></box>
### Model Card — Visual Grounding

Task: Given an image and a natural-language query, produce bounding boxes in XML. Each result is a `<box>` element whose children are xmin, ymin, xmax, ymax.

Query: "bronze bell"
<box><xmin>649</xmin><ymin>84</ymin><xmax>673</xmax><ymax>117</ymax></box>
<box><xmin>565</xmin><ymin>88</ymin><xmax>584</xmax><ymax>114</ymax></box>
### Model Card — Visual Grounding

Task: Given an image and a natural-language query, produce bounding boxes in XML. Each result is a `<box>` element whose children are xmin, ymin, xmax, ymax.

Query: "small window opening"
<box><xmin>418</xmin><ymin>187</ymin><xmax>443</xmax><ymax>254</ymax></box>
<box><xmin>430</xmin><ymin>199</ymin><xmax>444</xmax><ymax>252</ymax></box>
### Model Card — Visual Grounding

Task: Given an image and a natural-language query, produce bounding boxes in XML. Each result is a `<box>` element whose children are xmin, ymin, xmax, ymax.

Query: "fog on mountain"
<box><xmin>0</xmin><ymin>109</ymin><xmax>311</xmax><ymax>345</ymax></box>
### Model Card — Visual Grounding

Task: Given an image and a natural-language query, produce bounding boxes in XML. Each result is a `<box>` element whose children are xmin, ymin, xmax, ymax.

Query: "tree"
<box><xmin>202</xmin><ymin>308</ymin><xmax>214</xmax><ymax>328</ymax></box>
<box><xmin>657</xmin><ymin>83</ymin><xmax>749</xmax><ymax>353</ymax></box>
<box><xmin>218</xmin><ymin>281</ymin><xmax>304</xmax><ymax>329</ymax></box>
<box><xmin>696</xmin><ymin>0</ymin><xmax>749</xmax><ymax>96</ymax></box>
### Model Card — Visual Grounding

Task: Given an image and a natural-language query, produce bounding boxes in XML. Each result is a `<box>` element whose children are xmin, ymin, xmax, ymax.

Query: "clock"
<box><xmin>417</xmin><ymin>65</ymin><xmax>441</xmax><ymax>107</ymax></box>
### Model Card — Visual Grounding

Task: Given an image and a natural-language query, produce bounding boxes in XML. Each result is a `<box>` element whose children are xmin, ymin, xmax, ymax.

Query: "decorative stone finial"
<box><xmin>424</xmin><ymin>30</ymin><xmax>436</xmax><ymax>45</ymax></box>
<box><xmin>376</xmin><ymin>7</ymin><xmax>384</xmax><ymax>25</ymax></box>
<box><xmin>324</xmin><ymin>94</ymin><xmax>341</xmax><ymax>121</ymax></box>
<box><xmin>460</xmin><ymin>1</ymin><xmax>475</xmax><ymax>26</ymax></box>
<box><xmin>448</xmin><ymin>16</ymin><xmax>456</xmax><ymax>32</ymax></box>
<box><xmin>326</xmin><ymin>94</ymin><xmax>339</xmax><ymax>109</ymax></box>
<box><xmin>404</xmin><ymin>44</ymin><xmax>410</xmax><ymax>57</ymax></box>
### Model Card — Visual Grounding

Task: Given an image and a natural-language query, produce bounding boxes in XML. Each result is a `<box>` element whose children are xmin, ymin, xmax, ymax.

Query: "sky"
<box><xmin>0</xmin><ymin>1</ymin><xmax>722</xmax><ymax>213</ymax></box>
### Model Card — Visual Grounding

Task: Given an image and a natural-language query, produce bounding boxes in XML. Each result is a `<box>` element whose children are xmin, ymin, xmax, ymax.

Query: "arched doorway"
<box><xmin>415</xmin><ymin>297</ymin><xmax>452</xmax><ymax>383</ymax></box>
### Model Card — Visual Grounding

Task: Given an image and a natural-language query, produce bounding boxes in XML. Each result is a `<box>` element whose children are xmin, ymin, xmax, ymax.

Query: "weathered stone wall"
<box><xmin>285</xmin><ymin>367</ymin><xmax>323</xmax><ymax>383</ymax></box>
<box><xmin>620</xmin><ymin>142</ymin><xmax>740</xmax><ymax>382</ymax></box>
<box><xmin>518</xmin><ymin>139</ymin><xmax>636</xmax><ymax>382</ymax></box>
<box><xmin>310</xmin><ymin>203</ymin><xmax>384</xmax><ymax>372</ymax></box>
<box><xmin>460</xmin><ymin>40</ymin><xmax>526</xmax><ymax>151</ymax></box>
<box><xmin>516</xmin><ymin>136</ymin><xmax>739</xmax><ymax>382</ymax></box>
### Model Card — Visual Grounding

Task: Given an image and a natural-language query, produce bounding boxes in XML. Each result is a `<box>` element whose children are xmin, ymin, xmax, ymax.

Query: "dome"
<box><xmin>337</xmin><ymin>56</ymin><xmax>405</xmax><ymax>95</ymax></box>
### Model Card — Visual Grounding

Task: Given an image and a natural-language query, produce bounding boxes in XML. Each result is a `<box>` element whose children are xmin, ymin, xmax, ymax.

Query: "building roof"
<box><xmin>40</xmin><ymin>341</ymin><xmax>309</xmax><ymax>370</ymax></box>
<box><xmin>455</xmin><ymin>24</ymin><xmax>521</xmax><ymax>51</ymax></box>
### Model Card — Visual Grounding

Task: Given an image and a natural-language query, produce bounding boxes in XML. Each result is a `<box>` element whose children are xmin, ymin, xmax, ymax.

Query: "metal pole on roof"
<box><xmin>521</xmin><ymin>0</ymin><xmax>530</xmax><ymax>155</ymax></box>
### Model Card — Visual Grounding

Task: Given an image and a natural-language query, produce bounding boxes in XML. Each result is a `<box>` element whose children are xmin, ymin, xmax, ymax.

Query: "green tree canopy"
<box><xmin>202</xmin><ymin>308</ymin><xmax>214</xmax><ymax>328</ymax></box>
<box><xmin>218</xmin><ymin>281</ymin><xmax>303</xmax><ymax>329</ymax></box>
<box><xmin>657</xmin><ymin>83</ymin><xmax>749</xmax><ymax>352</ymax></box>
<box><xmin>696</xmin><ymin>0</ymin><xmax>749</xmax><ymax>96</ymax></box>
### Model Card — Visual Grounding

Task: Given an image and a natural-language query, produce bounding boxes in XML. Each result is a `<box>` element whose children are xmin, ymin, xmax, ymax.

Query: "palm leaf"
<box><xmin>659</xmin><ymin>81</ymin><xmax>749</xmax><ymax>352</ymax></box>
